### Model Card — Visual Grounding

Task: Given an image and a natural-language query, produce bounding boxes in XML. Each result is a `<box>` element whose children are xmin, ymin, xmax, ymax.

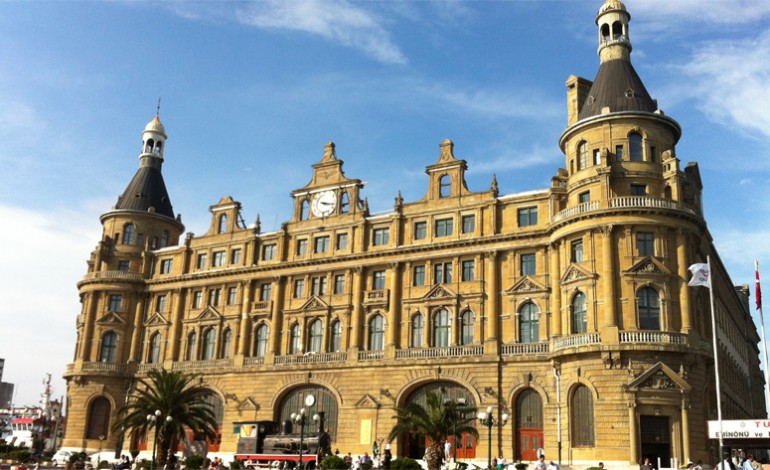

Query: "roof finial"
<box><xmin>156</xmin><ymin>97</ymin><xmax>162</xmax><ymax>117</ymax></box>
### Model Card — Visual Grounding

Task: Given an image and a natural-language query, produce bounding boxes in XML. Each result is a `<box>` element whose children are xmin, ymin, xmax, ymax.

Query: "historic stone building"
<box><xmin>63</xmin><ymin>1</ymin><xmax>766</xmax><ymax>467</ymax></box>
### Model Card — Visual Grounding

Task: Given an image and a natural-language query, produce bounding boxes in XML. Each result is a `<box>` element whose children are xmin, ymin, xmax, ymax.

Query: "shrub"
<box><xmin>185</xmin><ymin>455</ymin><xmax>207</xmax><ymax>470</ymax></box>
<box><xmin>230</xmin><ymin>459</ymin><xmax>244</xmax><ymax>470</ymax></box>
<box><xmin>514</xmin><ymin>464</ymin><xmax>527</xmax><ymax>470</ymax></box>
<box><xmin>390</xmin><ymin>457</ymin><xmax>422</xmax><ymax>470</ymax></box>
<box><xmin>321</xmin><ymin>455</ymin><xmax>348</xmax><ymax>469</ymax></box>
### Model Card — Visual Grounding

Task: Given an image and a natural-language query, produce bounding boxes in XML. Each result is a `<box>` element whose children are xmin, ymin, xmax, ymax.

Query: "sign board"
<box><xmin>708</xmin><ymin>420</ymin><xmax>770</xmax><ymax>439</ymax></box>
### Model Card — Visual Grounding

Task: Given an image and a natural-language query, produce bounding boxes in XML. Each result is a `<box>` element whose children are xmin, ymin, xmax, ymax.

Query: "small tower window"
<box><xmin>340</xmin><ymin>192</ymin><xmax>350</xmax><ymax>214</ymax></box>
<box><xmin>612</xmin><ymin>21</ymin><xmax>623</xmax><ymax>39</ymax></box>
<box><xmin>629</xmin><ymin>132</ymin><xmax>643</xmax><ymax>161</ymax></box>
<box><xmin>122</xmin><ymin>224</ymin><xmax>135</xmax><ymax>245</ymax></box>
<box><xmin>160</xmin><ymin>230</ymin><xmax>169</xmax><ymax>248</ymax></box>
<box><xmin>601</xmin><ymin>23</ymin><xmax>610</xmax><ymax>42</ymax></box>
<box><xmin>218</xmin><ymin>214</ymin><xmax>228</xmax><ymax>234</ymax></box>
<box><xmin>577</xmin><ymin>142</ymin><xmax>589</xmax><ymax>170</ymax></box>
<box><xmin>439</xmin><ymin>175</ymin><xmax>451</xmax><ymax>198</ymax></box>
<box><xmin>145</xmin><ymin>139</ymin><xmax>154</xmax><ymax>154</ymax></box>
<box><xmin>300</xmin><ymin>200</ymin><xmax>309</xmax><ymax>221</ymax></box>
<box><xmin>155</xmin><ymin>141</ymin><xmax>162</xmax><ymax>155</ymax></box>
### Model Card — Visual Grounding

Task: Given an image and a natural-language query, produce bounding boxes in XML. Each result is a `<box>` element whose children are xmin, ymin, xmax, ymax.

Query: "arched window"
<box><xmin>340</xmin><ymin>192</ymin><xmax>350</xmax><ymax>214</ymax></box>
<box><xmin>369</xmin><ymin>314</ymin><xmax>384</xmax><ymax>351</ymax></box>
<box><xmin>439</xmin><ymin>175</ymin><xmax>451</xmax><ymax>198</ymax></box>
<box><xmin>412</xmin><ymin>313</ymin><xmax>424</xmax><ymax>348</ymax></box>
<box><xmin>202</xmin><ymin>328</ymin><xmax>216</xmax><ymax>360</ymax></box>
<box><xmin>279</xmin><ymin>385</ymin><xmax>339</xmax><ymax>440</ymax></box>
<box><xmin>160</xmin><ymin>230</ymin><xmax>169</xmax><ymax>248</ymax></box>
<box><xmin>218</xmin><ymin>214</ymin><xmax>227</xmax><ymax>234</ymax></box>
<box><xmin>221</xmin><ymin>329</ymin><xmax>232</xmax><ymax>359</ymax></box>
<box><xmin>123</xmin><ymin>224</ymin><xmax>135</xmax><ymax>245</ymax></box>
<box><xmin>290</xmin><ymin>324</ymin><xmax>301</xmax><ymax>354</ymax></box>
<box><xmin>600</xmin><ymin>23</ymin><xmax>610</xmax><ymax>42</ymax></box>
<box><xmin>577</xmin><ymin>142</ymin><xmax>589</xmax><ymax>170</ymax></box>
<box><xmin>186</xmin><ymin>332</ymin><xmax>197</xmax><ymax>361</ymax></box>
<box><xmin>571</xmin><ymin>292</ymin><xmax>587</xmax><ymax>334</ymax></box>
<box><xmin>331</xmin><ymin>320</ymin><xmax>342</xmax><ymax>352</ymax></box>
<box><xmin>638</xmin><ymin>287</ymin><xmax>661</xmax><ymax>330</ymax></box>
<box><xmin>520</xmin><ymin>303</ymin><xmax>540</xmax><ymax>343</ymax></box>
<box><xmin>300</xmin><ymin>200</ymin><xmax>309</xmax><ymax>221</ymax></box>
<box><xmin>434</xmin><ymin>308</ymin><xmax>451</xmax><ymax>347</ymax></box>
<box><xmin>460</xmin><ymin>310</ymin><xmax>474</xmax><ymax>345</ymax></box>
<box><xmin>254</xmin><ymin>324</ymin><xmax>269</xmax><ymax>357</ymax></box>
<box><xmin>309</xmin><ymin>319</ymin><xmax>323</xmax><ymax>353</ymax></box>
<box><xmin>612</xmin><ymin>20</ymin><xmax>623</xmax><ymax>39</ymax></box>
<box><xmin>629</xmin><ymin>132</ymin><xmax>643</xmax><ymax>161</ymax></box>
<box><xmin>155</xmin><ymin>141</ymin><xmax>162</xmax><ymax>155</ymax></box>
<box><xmin>148</xmin><ymin>333</ymin><xmax>161</xmax><ymax>364</ymax></box>
<box><xmin>99</xmin><ymin>332</ymin><xmax>118</xmax><ymax>363</ymax></box>
<box><xmin>571</xmin><ymin>385</ymin><xmax>595</xmax><ymax>446</ymax></box>
<box><xmin>86</xmin><ymin>397</ymin><xmax>111</xmax><ymax>439</ymax></box>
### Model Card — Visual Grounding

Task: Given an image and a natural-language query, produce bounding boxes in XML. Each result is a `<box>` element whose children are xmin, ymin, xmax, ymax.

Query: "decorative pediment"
<box><xmin>144</xmin><ymin>312</ymin><xmax>170</xmax><ymax>326</ymax></box>
<box><xmin>194</xmin><ymin>306</ymin><xmax>223</xmax><ymax>322</ymax></box>
<box><xmin>627</xmin><ymin>362</ymin><xmax>691</xmax><ymax>392</ymax></box>
<box><xmin>238</xmin><ymin>397</ymin><xmax>259</xmax><ymax>412</ymax></box>
<box><xmin>423</xmin><ymin>284</ymin><xmax>457</xmax><ymax>300</ymax></box>
<box><xmin>560</xmin><ymin>264</ymin><xmax>596</xmax><ymax>285</ymax></box>
<box><xmin>299</xmin><ymin>296</ymin><xmax>330</xmax><ymax>312</ymax></box>
<box><xmin>506</xmin><ymin>276</ymin><xmax>548</xmax><ymax>295</ymax></box>
<box><xmin>355</xmin><ymin>394</ymin><xmax>380</xmax><ymax>409</ymax></box>
<box><xmin>97</xmin><ymin>311</ymin><xmax>126</xmax><ymax>325</ymax></box>
<box><xmin>625</xmin><ymin>257</ymin><xmax>671</xmax><ymax>276</ymax></box>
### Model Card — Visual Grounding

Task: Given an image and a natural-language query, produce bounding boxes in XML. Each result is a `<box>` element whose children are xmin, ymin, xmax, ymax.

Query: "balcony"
<box><xmin>358</xmin><ymin>350</ymin><xmax>384</xmax><ymax>361</ymax></box>
<box><xmin>274</xmin><ymin>352</ymin><xmax>348</xmax><ymax>366</ymax></box>
<box><xmin>552</xmin><ymin>197</ymin><xmax>696</xmax><ymax>223</ymax></box>
<box><xmin>244</xmin><ymin>356</ymin><xmax>265</xmax><ymax>366</ymax></box>
<box><xmin>500</xmin><ymin>342</ymin><xmax>549</xmax><ymax>356</ymax></box>
<box><xmin>80</xmin><ymin>271</ymin><xmax>145</xmax><ymax>282</ymax></box>
<box><xmin>252</xmin><ymin>300</ymin><xmax>272</xmax><ymax>312</ymax></box>
<box><xmin>395</xmin><ymin>345</ymin><xmax>483</xmax><ymax>359</ymax></box>
<box><xmin>619</xmin><ymin>331</ymin><xmax>686</xmax><ymax>344</ymax></box>
<box><xmin>171</xmin><ymin>358</ymin><xmax>233</xmax><ymax>372</ymax></box>
<box><xmin>553</xmin><ymin>333</ymin><xmax>601</xmax><ymax>351</ymax></box>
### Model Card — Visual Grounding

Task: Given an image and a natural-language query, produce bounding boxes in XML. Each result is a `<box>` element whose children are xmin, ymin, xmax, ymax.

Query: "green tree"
<box><xmin>387</xmin><ymin>391</ymin><xmax>478</xmax><ymax>470</ymax></box>
<box><xmin>112</xmin><ymin>370</ymin><xmax>219</xmax><ymax>467</ymax></box>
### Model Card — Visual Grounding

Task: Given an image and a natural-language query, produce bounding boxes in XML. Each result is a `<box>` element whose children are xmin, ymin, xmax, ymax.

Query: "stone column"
<box><xmin>682</xmin><ymin>397</ymin><xmax>691</xmax><ymax>463</ymax></box>
<box><xmin>269</xmin><ymin>276</ymin><xmax>285</xmax><ymax>355</ymax></box>
<box><xmin>168</xmin><ymin>289</ymin><xmax>185</xmax><ymax>360</ymax></box>
<box><xmin>351</xmin><ymin>267</ymin><xmax>365</xmax><ymax>350</ymax></box>
<box><xmin>129</xmin><ymin>296</ymin><xmax>146</xmax><ymax>361</ymax></box>
<box><xmin>80</xmin><ymin>292</ymin><xmax>99</xmax><ymax>362</ymax></box>
<box><xmin>387</xmin><ymin>262</ymin><xmax>401</xmax><ymax>349</ymax></box>
<box><xmin>628</xmin><ymin>403</ymin><xmax>638</xmax><ymax>464</ymax></box>
<box><xmin>599</xmin><ymin>225</ymin><xmax>619</xmax><ymax>344</ymax></box>
<box><xmin>677</xmin><ymin>230</ymin><xmax>693</xmax><ymax>333</ymax></box>
<box><xmin>550</xmin><ymin>243</ymin><xmax>562</xmax><ymax>337</ymax></box>
<box><xmin>238</xmin><ymin>281</ymin><xmax>252</xmax><ymax>356</ymax></box>
<box><xmin>484</xmin><ymin>251</ymin><xmax>499</xmax><ymax>355</ymax></box>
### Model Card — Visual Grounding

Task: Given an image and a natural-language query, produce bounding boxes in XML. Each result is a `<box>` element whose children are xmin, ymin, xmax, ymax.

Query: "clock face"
<box><xmin>304</xmin><ymin>395</ymin><xmax>316</xmax><ymax>407</ymax></box>
<box><xmin>311</xmin><ymin>190</ymin><xmax>337</xmax><ymax>217</ymax></box>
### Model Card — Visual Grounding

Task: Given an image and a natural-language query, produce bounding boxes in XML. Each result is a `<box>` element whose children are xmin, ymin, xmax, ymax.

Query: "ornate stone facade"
<box><xmin>62</xmin><ymin>1</ymin><xmax>765</xmax><ymax>467</ymax></box>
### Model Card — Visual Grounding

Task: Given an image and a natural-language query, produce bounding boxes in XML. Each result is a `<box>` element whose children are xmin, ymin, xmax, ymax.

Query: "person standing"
<box><xmin>534</xmin><ymin>455</ymin><xmax>547</xmax><ymax>470</ymax></box>
<box><xmin>444</xmin><ymin>441</ymin><xmax>452</xmax><ymax>462</ymax></box>
<box><xmin>382</xmin><ymin>449</ymin><xmax>392</xmax><ymax>470</ymax></box>
<box><xmin>640</xmin><ymin>457</ymin><xmax>655</xmax><ymax>470</ymax></box>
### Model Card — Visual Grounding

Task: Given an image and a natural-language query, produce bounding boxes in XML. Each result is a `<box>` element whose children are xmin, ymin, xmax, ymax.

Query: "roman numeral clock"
<box><xmin>311</xmin><ymin>190</ymin><xmax>337</xmax><ymax>218</ymax></box>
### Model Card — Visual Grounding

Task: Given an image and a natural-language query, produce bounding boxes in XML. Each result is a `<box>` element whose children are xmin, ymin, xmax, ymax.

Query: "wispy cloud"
<box><xmin>234</xmin><ymin>0</ymin><xmax>406</xmax><ymax>64</ymax></box>
<box><xmin>470</xmin><ymin>142</ymin><xmax>556</xmax><ymax>173</ymax></box>
<box><xmin>632</xmin><ymin>0</ymin><xmax>770</xmax><ymax>25</ymax></box>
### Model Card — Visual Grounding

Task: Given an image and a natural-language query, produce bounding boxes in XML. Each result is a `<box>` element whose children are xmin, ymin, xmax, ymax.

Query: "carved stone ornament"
<box><xmin>641</xmin><ymin>370</ymin><xmax>678</xmax><ymax>390</ymax></box>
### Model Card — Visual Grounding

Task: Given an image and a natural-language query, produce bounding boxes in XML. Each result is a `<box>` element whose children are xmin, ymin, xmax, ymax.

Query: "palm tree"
<box><xmin>387</xmin><ymin>391</ymin><xmax>478</xmax><ymax>470</ymax></box>
<box><xmin>112</xmin><ymin>369</ymin><xmax>219</xmax><ymax>467</ymax></box>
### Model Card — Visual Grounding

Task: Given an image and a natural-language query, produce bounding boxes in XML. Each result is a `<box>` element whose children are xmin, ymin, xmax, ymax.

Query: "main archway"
<box><xmin>278</xmin><ymin>385</ymin><xmax>339</xmax><ymax>441</ymax></box>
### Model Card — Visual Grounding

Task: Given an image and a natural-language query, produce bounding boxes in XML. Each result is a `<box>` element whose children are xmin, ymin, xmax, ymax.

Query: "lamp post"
<box><xmin>477</xmin><ymin>406</ymin><xmax>509</xmax><ymax>470</ymax></box>
<box><xmin>443</xmin><ymin>398</ymin><xmax>467</xmax><ymax>463</ymax></box>
<box><xmin>147</xmin><ymin>410</ymin><xmax>173</xmax><ymax>470</ymax></box>
<box><xmin>290</xmin><ymin>408</ymin><xmax>320</xmax><ymax>470</ymax></box>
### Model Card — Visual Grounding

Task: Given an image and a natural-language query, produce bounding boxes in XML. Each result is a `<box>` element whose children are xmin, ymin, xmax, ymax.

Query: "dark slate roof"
<box><xmin>114</xmin><ymin>165</ymin><xmax>175</xmax><ymax>218</ymax></box>
<box><xmin>578</xmin><ymin>59</ymin><xmax>657</xmax><ymax>120</ymax></box>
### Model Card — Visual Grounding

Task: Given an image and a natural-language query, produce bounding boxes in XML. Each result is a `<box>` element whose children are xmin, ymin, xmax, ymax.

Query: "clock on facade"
<box><xmin>311</xmin><ymin>190</ymin><xmax>337</xmax><ymax>217</ymax></box>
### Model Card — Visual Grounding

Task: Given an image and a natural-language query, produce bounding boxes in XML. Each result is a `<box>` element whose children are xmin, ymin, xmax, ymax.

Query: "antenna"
<box><xmin>156</xmin><ymin>97</ymin><xmax>162</xmax><ymax>116</ymax></box>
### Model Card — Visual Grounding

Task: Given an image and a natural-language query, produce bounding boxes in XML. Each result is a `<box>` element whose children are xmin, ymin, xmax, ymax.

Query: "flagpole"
<box><xmin>756</xmin><ymin>260</ymin><xmax>770</xmax><ymax>409</ymax></box>
<box><xmin>707</xmin><ymin>255</ymin><xmax>725</xmax><ymax>464</ymax></box>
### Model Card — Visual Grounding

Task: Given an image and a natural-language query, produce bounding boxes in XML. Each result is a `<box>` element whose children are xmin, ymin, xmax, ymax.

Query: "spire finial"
<box><xmin>156</xmin><ymin>97</ymin><xmax>161</xmax><ymax>117</ymax></box>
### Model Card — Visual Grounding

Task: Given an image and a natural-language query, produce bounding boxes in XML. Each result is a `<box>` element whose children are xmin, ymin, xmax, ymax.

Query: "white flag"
<box><xmin>688</xmin><ymin>263</ymin><xmax>710</xmax><ymax>287</ymax></box>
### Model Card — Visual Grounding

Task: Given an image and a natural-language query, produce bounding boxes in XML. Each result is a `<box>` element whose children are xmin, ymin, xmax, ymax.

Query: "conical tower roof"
<box><xmin>577</xmin><ymin>60</ymin><xmax>657</xmax><ymax>120</ymax></box>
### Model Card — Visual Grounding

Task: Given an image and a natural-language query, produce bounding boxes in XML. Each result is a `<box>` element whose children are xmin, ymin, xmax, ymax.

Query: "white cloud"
<box><xmin>235</xmin><ymin>0</ymin><xmax>407</xmax><ymax>64</ymax></box>
<box><xmin>470</xmin><ymin>142</ymin><xmax>556</xmax><ymax>173</ymax></box>
<box><xmin>631</xmin><ymin>1</ymin><xmax>770</xmax><ymax>25</ymax></box>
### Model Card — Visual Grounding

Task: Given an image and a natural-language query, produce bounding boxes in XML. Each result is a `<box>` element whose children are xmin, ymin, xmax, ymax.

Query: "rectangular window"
<box><xmin>462</xmin><ymin>215</ymin><xmax>475</xmax><ymax>234</ymax></box>
<box><xmin>294</xmin><ymin>279</ymin><xmax>305</xmax><ymax>298</ymax></box>
<box><xmin>631</xmin><ymin>184</ymin><xmax>647</xmax><ymax>196</ymax></box>
<box><xmin>297</xmin><ymin>239</ymin><xmax>308</xmax><ymax>256</ymax></box>
<box><xmin>196</xmin><ymin>253</ymin><xmax>208</xmax><ymax>269</ymax></box>
<box><xmin>193</xmin><ymin>291</ymin><xmax>203</xmax><ymax>308</ymax></box>
<box><xmin>521</xmin><ymin>253</ymin><xmax>536</xmax><ymax>276</ymax></box>
<box><xmin>434</xmin><ymin>262</ymin><xmax>452</xmax><ymax>284</ymax></box>
<box><xmin>637</xmin><ymin>232</ymin><xmax>655</xmax><ymax>257</ymax></box>
<box><xmin>230</xmin><ymin>248</ymin><xmax>242</xmax><ymax>265</ymax></box>
<box><xmin>579</xmin><ymin>191</ymin><xmax>590</xmax><ymax>203</ymax></box>
<box><xmin>212</xmin><ymin>251</ymin><xmax>226</xmax><ymax>267</ymax></box>
<box><xmin>336</xmin><ymin>233</ymin><xmax>348</xmax><ymax>250</ymax></box>
<box><xmin>108</xmin><ymin>294</ymin><xmax>122</xmax><ymax>312</ymax></box>
<box><xmin>518</xmin><ymin>207</ymin><xmax>538</xmax><ymax>227</ymax></box>
<box><xmin>311</xmin><ymin>277</ymin><xmax>327</xmax><ymax>296</ymax></box>
<box><xmin>650</xmin><ymin>146</ymin><xmax>657</xmax><ymax>162</ymax></box>
<box><xmin>373</xmin><ymin>271</ymin><xmax>386</xmax><ymax>290</ymax></box>
<box><xmin>414</xmin><ymin>222</ymin><xmax>427</xmax><ymax>240</ymax></box>
<box><xmin>593</xmin><ymin>149</ymin><xmax>601</xmax><ymax>165</ymax></box>
<box><xmin>615</xmin><ymin>144</ymin><xmax>624</xmax><ymax>160</ymax></box>
<box><xmin>373</xmin><ymin>228</ymin><xmax>390</xmax><ymax>246</ymax></box>
<box><xmin>262</xmin><ymin>244</ymin><xmax>276</xmax><ymax>261</ymax></box>
<box><xmin>259</xmin><ymin>283</ymin><xmax>272</xmax><ymax>301</ymax></box>
<box><xmin>157</xmin><ymin>295</ymin><xmax>167</xmax><ymax>312</ymax></box>
<box><xmin>209</xmin><ymin>288</ymin><xmax>221</xmax><ymax>306</ymax></box>
<box><xmin>571</xmin><ymin>239</ymin><xmax>584</xmax><ymax>263</ymax></box>
<box><xmin>314</xmin><ymin>236</ymin><xmax>330</xmax><ymax>254</ymax></box>
<box><xmin>435</xmin><ymin>218</ymin><xmax>453</xmax><ymax>237</ymax></box>
<box><xmin>117</xmin><ymin>260</ymin><xmax>130</xmax><ymax>272</ymax></box>
<box><xmin>413</xmin><ymin>265</ymin><xmax>426</xmax><ymax>286</ymax></box>
<box><xmin>461</xmin><ymin>260</ymin><xmax>475</xmax><ymax>282</ymax></box>
<box><xmin>334</xmin><ymin>274</ymin><xmax>346</xmax><ymax>294</ymax></box>
<box><xmin>227</xmin><ymin>287</ymin><xmax>238</xmax><ymax>305</ymax></box>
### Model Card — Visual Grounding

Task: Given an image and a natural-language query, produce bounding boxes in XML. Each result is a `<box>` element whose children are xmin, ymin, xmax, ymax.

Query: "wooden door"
<box><xmin>516</xmin><ymin>429</ymin><xmax>543</xmax><ymax>461</ymax></box>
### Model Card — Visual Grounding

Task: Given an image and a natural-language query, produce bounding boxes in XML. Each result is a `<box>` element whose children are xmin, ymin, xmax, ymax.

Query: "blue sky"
<box><xmin>1</xmin><ymin>0</ymin><xmax>769</xmax><ymax>408</ymax></box>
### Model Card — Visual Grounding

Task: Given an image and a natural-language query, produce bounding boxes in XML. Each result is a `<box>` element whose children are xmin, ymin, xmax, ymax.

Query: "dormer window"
<box><xmin>300</xmin><ymin>200</ymin><xmax>309</xmax><ymax>221</ymax></box>
<box><xmin>439</xmin><ymin>175</ymin><xmax>451</xmax><ymax>198</ymax></box>
<box><xmin>340</xmin><ymin>192</ymin><xmax>350</xmax><ymax>214</ymax></box>
<box><xmin>218</xmin><ymin>214</ymin><xmax>227</xmax><ymax>234</ymax></box>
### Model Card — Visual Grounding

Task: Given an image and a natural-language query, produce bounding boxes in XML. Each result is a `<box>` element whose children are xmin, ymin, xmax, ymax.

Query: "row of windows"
<box><xmin>119</xmin><ymin>223</ymin><xmax>169</xmax><ymax>249</ymax></box>
<box><xmin>195</xmin><ymin>248</ymin><xmax>243</xmax><ymax>270</ymax></box>
<box><xmin>574</xmin><ymin>132</ymin><xmax>657</xmax><ymax>173</ymax></box>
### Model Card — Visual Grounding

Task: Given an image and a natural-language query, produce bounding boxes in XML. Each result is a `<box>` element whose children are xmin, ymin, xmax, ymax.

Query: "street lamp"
<box><xmin>147</xmin><ymin>410</ymin><xmax>173</xmax><ymax>470</ymax></box>
<box><xmin>290</xmin><ymin>405</ymin><xmax>320</xmax><ymax>470</ymax></box>
<box><xmin>477</xmin><ymin>406</ymin><xmax>509</xmax><ymax>470</ymax></box>
<box><xmin>443</xmin><ymin>398</ymin><xmax>468</xmax><ymax>463</ymax></box>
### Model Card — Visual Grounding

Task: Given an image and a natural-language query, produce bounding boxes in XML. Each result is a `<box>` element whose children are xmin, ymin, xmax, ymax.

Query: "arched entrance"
<box><xmin>515</xmin><ymin>389</ymin><xmax>543</xmax><ymax>461</ymax></box>
<box><xmin>278</xmin><ymin>385</ymin><xmax>339</xmax><ymax>441</ymax></box>
<box><xmin>400</xmin><ymin>381</ymin><xmax>476</xmax><ymax>461</ymax></box>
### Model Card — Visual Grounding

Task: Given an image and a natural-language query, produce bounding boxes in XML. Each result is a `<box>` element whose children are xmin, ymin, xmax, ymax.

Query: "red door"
<box><xmin>516</xmin><ymin>429</ymin><xmax>543</xmax><ymax>461</ymax></box>
<box><xmin>515</xmin><ymin>389</ymin><xmax>544</xmax><ymax>461</ymax></box>
<box><xmin>446</xmin><ymin>434</ymin><xmax>476</xmax><ymax>460</ymax></box>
